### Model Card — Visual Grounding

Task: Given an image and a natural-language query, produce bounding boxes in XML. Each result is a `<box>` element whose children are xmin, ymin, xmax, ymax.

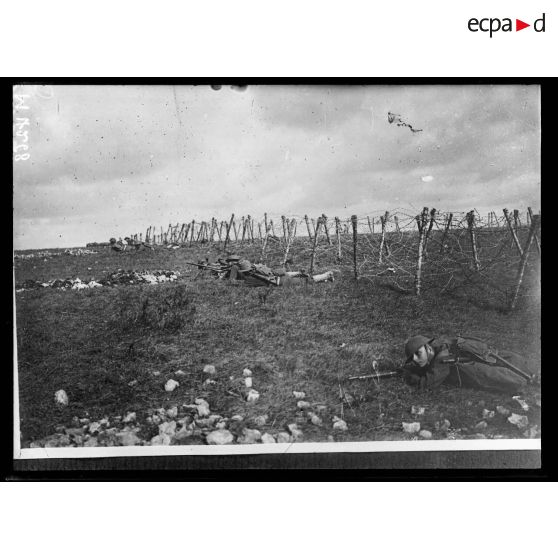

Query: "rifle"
<box><xmin>347</xmin><ymin>370</ymin><xmax>403</xmax><ymax>381</ymax></box>
<box><xmin>184</xmin><ymin>261</ymin><xmax>226</xmax><ymax>272</ymax></box>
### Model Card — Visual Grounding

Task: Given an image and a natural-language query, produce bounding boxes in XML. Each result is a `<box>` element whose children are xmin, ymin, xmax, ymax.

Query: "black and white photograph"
<box><xmin>12</xmin><ymin>83</ymin><xmax>541</xmax><ymax>463</ymax></box>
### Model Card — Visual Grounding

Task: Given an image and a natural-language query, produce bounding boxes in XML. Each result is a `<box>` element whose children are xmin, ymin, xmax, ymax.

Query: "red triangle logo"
<box><xmin>516</xmin><ymin>19</ymin><xmax>530</xmax><ymax>31</ymax></box>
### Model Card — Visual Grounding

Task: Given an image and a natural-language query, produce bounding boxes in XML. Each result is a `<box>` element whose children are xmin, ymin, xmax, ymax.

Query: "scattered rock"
<box><xmin>327</xmin><ymin>435</ymin><xmax>335</xmax><ymax>442</ymax></box>
<box><xmin>152</xmin><ymin>415</ymin><xmax>161</xmax><ymax>425</ymax></box>
<box><xmin>308</xmin><ymin>412</ymin><xmax>323</xmax><ymax>426</ymax></box>
<box><xmin>315</xmin><ymin>405</ymin><xmax>327</xmax><ymax>413</ymax></box>
<box><xmin>206</xmin><ymin>429</ymin><xmax>234</xmax><ymax>445</ymax></box>
<box><xmin>216</xmin><ymin>421</ymin><xmax>227</xmax><ymax>429</ymax></box>
<box><xmin>411</xmin><ymin>406</ymin><xmax>425</xmax><ymax>416</ymax></box>
<box><xmin>246</xmin><ymin>389</ymin><xmax>260</xmax><ymax>403</ymax></box>
<box><xmin>402</xmin><ymin>422</ymin><xmax>421</xmax><ymax>434</ymax></box>
<box><xmin>99</xmin><ymin>417</ymin><xmax>109</xmax><ymax>426</ymax></box>
<box><xmin>44</xmin><ymin>433</ymin><xmax>71</xmax><ymax>447</ymax></box>
<box><xmin>116</xmin><ymin>431</ymin><xmax>141</xmax><ymax>446</ymax></box>
<box><xmin>128</xmin><ymin>380</ymin><xmax>138</xmax><ymax>387</ymax></box>
<box><xmin>204</xmin><ymin>378</ymin><xmax>217</xmax><ymax>386</ymax></box>
<box><xmin>419</xmin><ymin>430</ymin><xmax>432</xmax><ymax>439</ymax></box>
<box><xmin>333</xmin><ymin>417</ymin><xmax>348</xmax><ymax>432</ymax></box>
<box><xmin>287</xmin><ymin>423</ymin><xmax>304</xmax><ymax>441</ymax></box>
<box><xmin>54</xmin><ymin>389</ymin><xmax>69</xmax><ymax>407</ymax></box>
<box><xmin>475</xmin><ymin>421</ymin><xmax>488</xmax><ymax>430</ymax></box>
<box><xmin>512</xmin><ymin>396</ymin><xmax>530</xmax><ymax>412</ymax></box>
<box><xmin>482</xmin><ymin>409</ymin><xmax>495</xmax><ymax>419</ymax></box>
<box><xmin>237</xmin><ymin>428</ymin><xmax>262</xmax><ymax>444</ymax></box>
<box><xmin>496</xmin><ymin>406</ymin><xmax>511</xmax><ymax>417</ymax></box>
<box><xmin>243</xmin><ymin>368</ymin><xmax>252</xmax><ymax>377</ymax></box>
<box><xmin>474</xmin><ymin>433</ymin><xmax>486</xmax><ymax>439</ymax></box>
<box><xmin>203</xmin><ymin>364</ymin><xmax>217</xmax><ymax>375</ymax></box>
<box><xmin>84</xmin><ymin>437</ymin><xmax>98</xmax><ymax>447</ymax></box>
<box><xmin>173</xmin><ymin>423</ymin><xmax>194</xmax><ymax>442</ymax></box>
<box><xmin>123</xmin><ymin>412</ymin><xmax>136</xmax><ymax>423</ymax></box>
<box><xmin>175</xmin><ymin>370</ymin><xmax>187</xmax><ymax>376</ymax></box>
<box><xmin>292</xmin><ymin>391</ymin><xmax>306</xmax><ymax>399</ymax></box>
<box><xmin>65</xmin><ymin>427</ymin><xmax>85</xmax><ymax>437</ymax></box>
<box><xmin>261</xmin><ymin>433</ymin><xmax>276</xmax><ymax>444</ymax></box>
<box><xmin>523</xmin><ymin>425</ymin><xmax>539</xmax><ymax>439</ymax></box>
<box><xmin>244</xmin><ymin>377</ymin><xmax>253</xmax><ymax>388</ymax></box>
<box><xmin>254</xmin><ymin>415</ymin><xmax>268</xmax><ymax>427</ymax></box>
<box><xmin>159</xmin><ymin>421</ymin><xmax>177</xmax><ymax>437</ymax></box>
<box><xmin>297</xmin><ymin>400</ymin><xmax>311</xmax><ymax>410</ymax></box>
<box><xmin>195</xmin><ymin>399</ymin><xmax>211</xmax><ymax>417</ymax></box>
<box><xmin>434</xmin><ymin>419</ymin><xmax>451</xmax><ymax>431</ymax></box>
<box><xmin>276</xmin><ymin>432</ymin><xmax>292</xmax><ymax>443</ymax></box>
<box><xmin>165</xmin><ymin>379</ymin><xmax>179</xmax><ymax>392</ymax></box>
<box><xmin>230</xmin><ymin>415</ymin><xmax>244</xmax><ymax>422</ymax></box>
<box><xmin>508</xmin><ymin>414</ymin><xmax>529</xmax><ymax>429</ymax></box>
<box><xmin>166</xmin><ymin>406</ymin><xmax>178</xmax><ymax>419</ymax></box>
<box><xmin>151</xmin><ymin>433</ymin><xmax>171</xmax><ymax>446</ymax></box>
<box><xmin>87</xmin><ymin>421</ymin><xmax>101</xmax><ymax>434</ymax></box>
<box><xmin>535</xmin><ymin>396</ymin><xmax>541</xmax><ymax>408</ymax></box>
<box><xmin>151</xmin><ymin>370</ymin><xmax>161</xmax><ymax>377</ymax></box>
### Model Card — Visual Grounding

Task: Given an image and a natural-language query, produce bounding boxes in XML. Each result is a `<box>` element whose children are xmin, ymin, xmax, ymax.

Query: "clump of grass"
<box><xmin>115</xmin><ymin>283</ymin><xmax>196</xmax><ymax>332</ymax></box>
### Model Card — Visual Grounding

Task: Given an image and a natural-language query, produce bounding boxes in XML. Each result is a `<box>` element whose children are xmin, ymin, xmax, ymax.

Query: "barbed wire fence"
<box><xmin>129</xmin><ymin>207</ymin><xmax>541</xmax><ymax>312</ymax></box>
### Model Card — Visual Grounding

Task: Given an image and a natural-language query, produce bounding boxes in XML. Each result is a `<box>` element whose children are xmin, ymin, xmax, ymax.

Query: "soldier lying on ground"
<box><xmin>401</xmin><ymin>335</ymin><xmax>537</xmax><ymax>394</ymax></box>
<box><xmin>124</xmin><ymin>236</ymin><xmax>154</xmax><ymax>251</ymax></box>
<box><xmin>109</xmin><ymin>237</ymin><xmax>126</xmax><ymax>252</ymax></box>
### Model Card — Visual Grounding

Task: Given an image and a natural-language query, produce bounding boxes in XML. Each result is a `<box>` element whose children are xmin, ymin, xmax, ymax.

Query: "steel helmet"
<box><xmin>404</xmin><ymin>335</ymin><xmax>434</xmax><ymax>362</ymax></box>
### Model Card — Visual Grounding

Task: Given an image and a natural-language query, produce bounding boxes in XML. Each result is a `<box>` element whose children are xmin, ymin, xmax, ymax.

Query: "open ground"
<box><xmin>14</xmin><ymin>221</ymin><xmax>541</xmax><ymax>447</ymax></box>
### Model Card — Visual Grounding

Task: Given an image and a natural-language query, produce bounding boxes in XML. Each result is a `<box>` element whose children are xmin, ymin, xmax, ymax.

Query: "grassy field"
<box><xmin>14</xmin><ymin>234</ymin><xmax>541</xmax><ymax>447</ymax></box>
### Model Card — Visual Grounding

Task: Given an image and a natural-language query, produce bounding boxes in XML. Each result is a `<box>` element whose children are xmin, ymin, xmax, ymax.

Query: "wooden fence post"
<box><xmin>258</xmin><ymin>222</ymin><xmax>262</xmax><ymax>242</ymax></box>
<box><xmin>223</xmin><ymin>213</ymin><xmax>235</xmax><ymax>251</ymax></box>
<box><xmin>249</xmin><ymin>215</ymin><xmax>255</xmax><ymax>242</ymax></box>
<box><xmin>503</xmin><ymin>209</ymin><xmax>523</xmax><ymax>257</ymax></box>
<box><xmin>378</xmin><ymin>212</ymin><xmax>390</xmax><ymax>263</ymax></box>
<box><xmin>309</xmin><ymin>217</ymin><xmax>322</xmax><ymax>275</ymax></box>
<box><xmin>281</xmin><ymin>216</ymin><xmax>287</xmax><ymax>243</ymax></box>
<box><xmin>423</xmin><ymin>208</ymin><xmax>436</xmax><ymax>259</ymax></box>
<box><xmin>351</xmin><ymin>215</ymin><xmax>358</xmax><ymax>280</ymax></box>
<box><xmin>322</xmin><ymin>214</ymin><xmax>332</xmax><ymax>245</ymax></box>
<box><xmin>335</xmin><ymin>217</ymin><xmax>342</xmax><ymax>261</ymax></box>
<box><xmin>509</xmin><ymin>215</ymin><xmax>540</xmax><ymax>311</ymax></box>
<box><xmin>232</xmin><ymin>219</ymin><xmax>238</xmax><ymax>241</ymax></box>
<box><xmin>367</xmin><ymin>216</ymin><xmax>373</xmax><ymax>235</ymax></box>
<box><xmin>270</xmin><ymin>220</ymin><xmax>276</xmax><ymax>237</ymax></box>
<box><xmin>513</xmin><ymin>209</ymin><xmax>519</xmax><ymax>231</ymax></box>
<box><xmin>527</xmin><ymin>207</ymin><xmax>541</xmax><ymax>255</ymax></box>
<box><xmin>466</xmin><ymin>210</ymin><xmax>480</xmax><ymax>271</ymax></box>
<box><xmin>304</xmin><ymin>215</ymin><xmax>313</xmax><ymax>241</ymax></box>
<box><xmin>414</xmin><ymin>207</ymin><xmax>429</xmax><ymax>296</ymax></box>
<box><xmin>440</xmin><ymin>213</ymin><xmax>453</xmax><ymax>253</ymax></box>
<box><xmin>394</xmin><ymin>215</ymin><xmax>400</xmax><ymax>233</ymax></box>
<box><xmin>264</xmin><ymin>213</ymin><xmax>268</xmax><ymax>236</ymax></box>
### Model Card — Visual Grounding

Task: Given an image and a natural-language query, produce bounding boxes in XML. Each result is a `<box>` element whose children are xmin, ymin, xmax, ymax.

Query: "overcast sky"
<box><xmin>13</xmin><ymin>84</ymin><xmax>540</xmax><ymax>249</ymax></box>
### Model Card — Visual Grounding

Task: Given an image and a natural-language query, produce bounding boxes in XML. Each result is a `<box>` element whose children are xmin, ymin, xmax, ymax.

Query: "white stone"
<box><xmin>203</xmin><ymin>364</ymin><xmax>217</xmax><ymax>375</ymax></box>
<box><xmin>122</xmin><ymin>411</ymin><xmax>136</xmax><ymax>423</ymax></box>
<box><xmin>512</xmin><ymin>396</ymin><xmax>530</xmax><ymax>411</ymax></box>
<box><xmin>419</xmin><ymin>430</ymin><xmax>432</xmax><ymax>439</ymax></box>
<box><xmin>166</xmin><ymin>406</ymin><xmax>178</xmax><ymax>419</ymax></box>
<box><xmin>254</xmin><ymin>415</ymin><xmax>268</xmax><ymax>427</ymax></box>
<box><xmin>173</xmin><ymin>424</ymin><xmax>194</xmax><ymax>442</ymax></box>
<box><xmin>402</xmin><ymin>422</ymin><xmax>421</xmax><ymax>434</ymax></box>
<box><xmin>308</xmin><ymin>412</ymin><xmax>323</xmax><ymax>426</ymax></box>
<box><xmin>246</xmin><ymin>389</ymin><xmax>260</xmax><ymax>403</ymax></box>
<box><xmin>244</xmin><ymin>377</ymin><xmax>253</xmax><ymax>388</ymax></box>
<box><xmin>261</xmin><ymin>433</ymin><xmax>276</xmax><ymax>444</ymax></box>
<box><xmin>411</xmin><ymin>406</ymin><xmax>425</xmax><ymax>415</ymax></box>
<box><xmin>116</xmin><ymin>431</ymin><xmax>141</xmax><ymax>446</ymax></box>
<box><xmin>242</xmin><ymin>368</ymin><xmax>253</xmax><ymax>377</ymax></box>
<box><xmin>297</xmin><ymin>400</ymin><xmax>311</xmax><ymax>410</ymax></box>
<box><xmin>508</xmin><ymin>414</ymin><xmax>529</xmax><ymax>429</ymax></box>
<box><xmin>434</xmin><ymin>419</ymin><xmax>451</xmax><ymax>431</ymax></box>
<box><xmin>150</xmin><ymin>434</ymin><xmax>171</xmax><ymax>446</ymax></box>
<box><xmin>194</xmin><ymin>399</ymin><xmax>211</xmax><ymax>417</ymax></box>
<box><xmin>165</xmin><ymin>379</ymin><xmax>179</xmax><ymax>392</ymax></box>
<box><xmin>88</xmin><ymin>421</ymin><xmax>101</xmax><ymax>434</ymax></box>
<box><xmin>206</xmin><ymin>429</ymin><xmax>234</xmax><ymax>445</ymax></box>
<box><xmin>158</xmin><ymin>421</ymin><xmax>177</xmax><ymax>436</ymax></box>
<box><xmin>204</xmin><ymin>378</ymin><xmax>217</xmax><ymax>386</ymax></box>
<box><xmin>230</xmin><ymin>415</ymin><xmax>244</xmax><ymax>422</ymax></box>
<box><xmin>54</xmin><ymin>389</ymin><xmax>69</xmax><ymax>407</ymax></box>
<box><xmin>482</xmin><ymin>409</ymin><xmax>495</xmax><ymax>419</ymax></box>
<box><xmin>333</xmin><ymin>419</ymin><xmax>348</xmax><ymax>432</ymax></box>
<box><xmin>175</xmin><ymin>370</ymin><xmax>187</xmax><ymax>376</ymax></box>
<box><xmin>475</xmin><ymin>421</ymin><xmax>488</xmax><ymax>430</ymax></box>
<box><xmin>276</xmin><ymin>432</ymin><xmax>292</xmax><ymax>443</ymax></box>
<box><xmin>292</xmin><ymin>391</ymin><xmax>306</xmax><ymax>399</ymax></box>
<box><xmin>151</xmin><ymin>370</ymin><xmax>161</xmax><ymax>377</ymax></box>
<box><xmin>237</xmin><ymin>428</ymin><xmax>262</xmax><ymax>444</ymax></box>
<box><xmin>287</xmin><ymin>423</ymin><xmax>304</xmax><ymax>440</ymax></box>
<box><xmin>496</xmin><ymin>406</ymin><xmax>511</xmax><ymax>417</ymax></box>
